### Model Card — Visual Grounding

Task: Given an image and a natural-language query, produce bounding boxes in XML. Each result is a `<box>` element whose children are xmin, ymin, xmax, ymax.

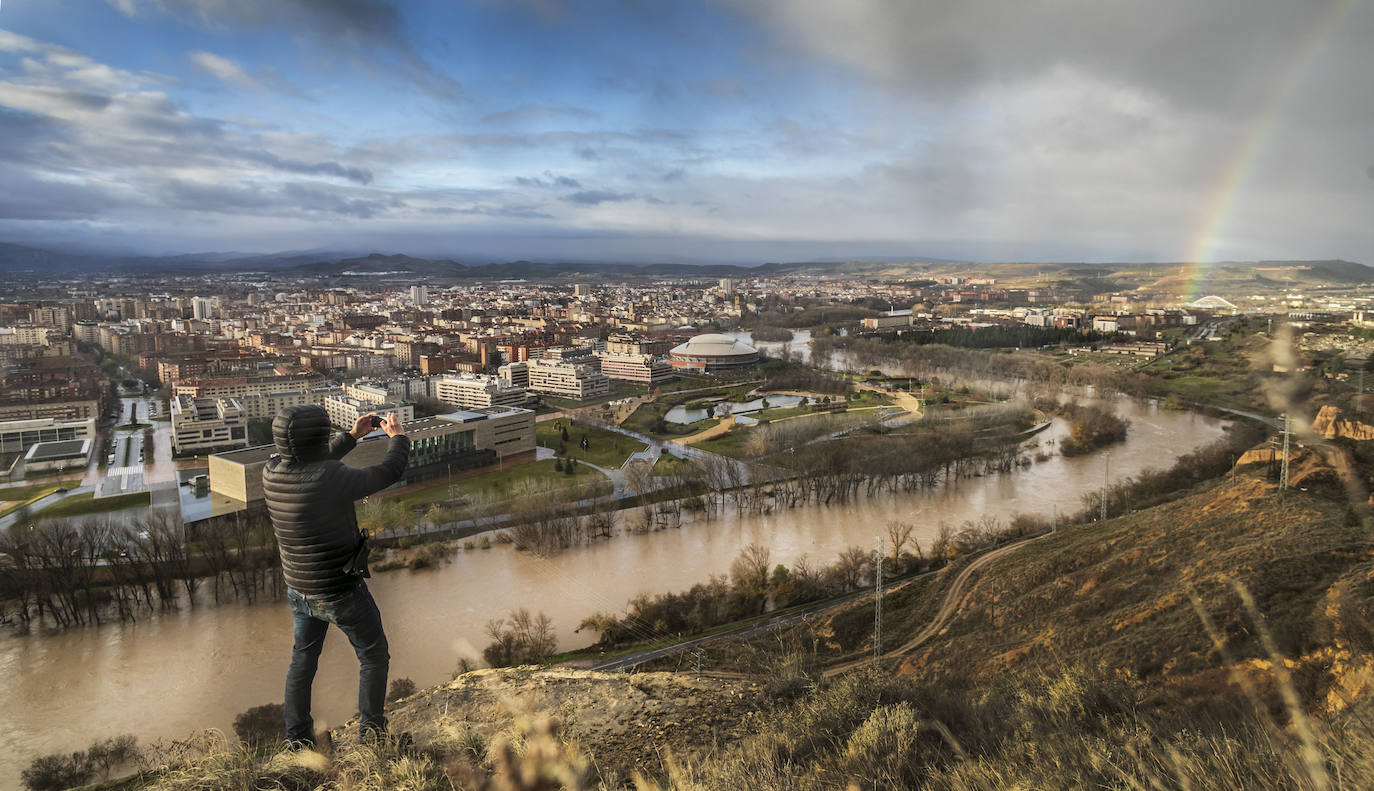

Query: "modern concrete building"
<box><xmin>323</xmin><ymin>393</ymin><xmax>414</xmax><ymax>430</ymax></box>
<box><xmin>525</xmin><ymin>359</ymin><xmax>611</xmax><ymax>399</ymax></box>
<box><xmin>0</xmin><ymin>399</ymin><xmax>102</xmax><ymax>422</ymax></box>
<box><xmin>597</xmin><ymin>353</ymin><xmax>674</xmax><ymax>386</ymax></box>
<box><xmin>860</xmin><ymin>310</ymin><xmax>914</xmax><ymax>330</ymax></box>
<box><xmin>0</xmin><ymin>416</ymin><xmax>96</xmax><ymax>456</ymax></box>
<box><xmin>203</xmin><ymin>406</ymin><xmax>536</xmax><ymax>505</ymax></box>
<box><xmin>20</xmin><ymin>438</ymin><xmax>92</xmax><ymax>475</ymax></box>
<box><xmin>668</xmin><ymin>334</ymin><xmax>759</xmax><ymax>375</ymax></box>
<box><xmin>435</xmin><ymin>373</ymin><xmax>528</xmax><ymax>410</ymax></box>
<box><xmin>170</xmin><ymin>395</ymin><xmax>250</xmax><ymax>455</ymax></box>
<box><xmin>173</xmin><ymin>373</ymin><xmax>328</xmax><ymax>399</ymax></box>
<box><xmin>497</xmin><ymin>361</ymin><xmax>529</xmax><ymax>389</ymax></box>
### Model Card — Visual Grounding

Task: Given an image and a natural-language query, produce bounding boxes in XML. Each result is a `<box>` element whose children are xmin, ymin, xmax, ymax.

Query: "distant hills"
<box><xmin>0</xmin><ymin>240</ymin><xmax>1369</xmax><ymax>283</ymax></box>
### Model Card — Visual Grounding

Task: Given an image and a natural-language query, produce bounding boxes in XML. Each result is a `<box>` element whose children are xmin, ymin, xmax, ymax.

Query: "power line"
<box><xmin>874</xmin><ymin>536</ymin><xmax>884</xmax><ymax>665</ymax></box>
<box><xmin>1099</xmin><ymin>451</ymin><xmax>1111</xmax><ymax>521</ymax></box>
<box><xmin>1279</xmin><ymin>412</ymin><xmax>1290</xmax><ymax>495</ymax></box>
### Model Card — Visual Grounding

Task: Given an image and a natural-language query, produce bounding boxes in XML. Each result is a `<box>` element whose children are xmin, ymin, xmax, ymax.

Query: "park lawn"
<box><xmin>0</xmin><ymin>479</ymin><xmax>81</xmax><ymax>502</ymax></box>
<box><xmin>753</xmin><ymin>405</ymin><xmax>815</xmax><ymax>422</ymax></box>
<box><xmin>651</xmin><ymin>454</ymin><xmax>694</xmax><ymax>477</ymax></box>
<box><xmin>620</xmin><ymin>402</ymin><xmax>721</xmax><ymax>439</ymax></box>
<box><xmin>654</xmin><ymin>374</ymin><xmax>731</xmax><ymax>393</ymax></box>
<box><xmin>537</xmin><ymin>420</ymin><xmax>647</xmax><ymax>468</ymax></box>
<box><xmin>391</xmin><ymin>459</ymin><xmax>611</xmax><ymax>510</ymax></box>
<box><xmin>35</xmin><ymin>491</ymin><xmax>150</xmax><ymax>518</ymax></box>
<box><xmin>691</xmin><ymin>429</ymin><xmax>759</xmax><ymax>459</ymax></box>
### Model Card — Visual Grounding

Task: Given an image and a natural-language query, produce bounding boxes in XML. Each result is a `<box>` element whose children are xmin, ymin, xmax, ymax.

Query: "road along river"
<box><xmin>0</xmin><ymin>396</ymin><xmax>1225</xmax><ymax>785</ymax></box>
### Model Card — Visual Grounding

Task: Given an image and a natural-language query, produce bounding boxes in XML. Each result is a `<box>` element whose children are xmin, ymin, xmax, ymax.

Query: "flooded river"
<box><xmin>0</xmin><ymin>396</ymin><xmax>1226</xmax><ymax>784</ymax></box>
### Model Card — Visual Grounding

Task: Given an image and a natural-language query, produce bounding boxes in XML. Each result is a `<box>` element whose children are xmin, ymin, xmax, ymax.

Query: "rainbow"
<box><xmin>1181</xmin><ymin>0</ymin><xmax>1355</xmax><ymax>303</ymax></box>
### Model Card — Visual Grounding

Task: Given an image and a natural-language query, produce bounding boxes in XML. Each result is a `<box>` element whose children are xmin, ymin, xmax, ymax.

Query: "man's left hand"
<box><xmin>350</xmin><ymin>412</ymin><xmax>378</xmax><ymax>439</ymax></box>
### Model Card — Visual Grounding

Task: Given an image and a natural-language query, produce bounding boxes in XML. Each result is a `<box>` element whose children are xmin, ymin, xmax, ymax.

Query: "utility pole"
<box><xmin>874</xmin><ymin>536</ymin><xmax>885</xmax><ymax>664</ymax></box>
<box><xmin>1099</xmin><ymin>452</ymin><xmax>1111</xmax><ymax>521</ymax></box>
<box><xmin>1279</xmin><ymin>413</ymin><xmax>1291</xmax><ymax>495</ymax></box>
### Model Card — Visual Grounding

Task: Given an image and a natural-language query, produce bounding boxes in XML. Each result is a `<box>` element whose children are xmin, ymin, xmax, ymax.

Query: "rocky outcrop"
<box><xmin>1312</xmin><ymin>405</ymin><xmax>1374</xmax><ymax>441</ymax></box>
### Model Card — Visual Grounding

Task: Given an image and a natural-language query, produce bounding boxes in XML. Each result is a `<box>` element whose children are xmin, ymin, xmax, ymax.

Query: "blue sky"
<box><xmin>0</xmin><ymin>0</ymin><xmax>1372</xmax><ymax>264</ymax></box>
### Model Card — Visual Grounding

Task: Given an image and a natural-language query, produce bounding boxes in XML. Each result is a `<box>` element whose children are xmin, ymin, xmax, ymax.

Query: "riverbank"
<box><xmin>0</xmin><ymin>397</ymin><xmax>1233</xmax><ymax>789</ymax></box>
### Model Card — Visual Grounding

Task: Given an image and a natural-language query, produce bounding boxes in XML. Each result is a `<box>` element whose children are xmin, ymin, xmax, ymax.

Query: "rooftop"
<box><xmin>24</xmin><ymin>439</ymin><xmax>90</xmax><ymax>461</ymax></box>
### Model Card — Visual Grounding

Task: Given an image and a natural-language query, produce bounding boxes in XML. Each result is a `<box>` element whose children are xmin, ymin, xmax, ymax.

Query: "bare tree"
<box><xmin>885</xmin><ymin>520</ymin><xmax>914</xmax><ymax>563</ymax></box>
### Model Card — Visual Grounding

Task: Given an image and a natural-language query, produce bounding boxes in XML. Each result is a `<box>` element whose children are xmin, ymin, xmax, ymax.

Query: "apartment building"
<box><xmin>434</xmin><ymin>373</ymin><xmax>528</xmax><ymax>410</ymax></box>
<box><xmin>525</xmin><ymin>359</ymin><xmax>611</xmax><ymax>399</ymax></box>
<box><xmin>597</xmin><ymin>353</ymin><xmax>674</xmax><ymax>386</ymax></box>
<box><xmin>172</xmin><ymin>373</ymin><xmax>328</xmax><ymax>399</ymax></box>
<box><xmin>170</xmin><ymin>395</ymin><xmax>249</xmax><ymax>455</ymax></box>
<box><xmin>323</xmin><ymin>393</ymin><xmax>414</xmax><ymax>430</ymax></box>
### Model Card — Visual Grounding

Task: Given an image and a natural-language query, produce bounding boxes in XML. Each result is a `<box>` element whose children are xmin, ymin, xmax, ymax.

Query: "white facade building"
<box><xmin>525</xmin><ymin>359</ymin><xmax>611</xmax><ymax>399</ymax></box>
<box><xmin>434</xmin><ymin>374</ymin><xmax>528</xmax><ymax>410</ymax></box>
<box><xmin>171</xmin><ymin>396</ymin><xmax>249</xmax><ymax>454</ymax></box>
<box><xmin>323</xmin><ymin>394</ymin><xmax>414</xmax><ymax>430</ymax></box>
<box><xmin>597</xmin><ymin>353</ymin><xmax>674</xmax><ymax>386</ymax></box>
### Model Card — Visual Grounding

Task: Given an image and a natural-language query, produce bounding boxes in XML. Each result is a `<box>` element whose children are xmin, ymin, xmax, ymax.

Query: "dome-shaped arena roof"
<box><xmin>669</xmin><ymin>333</ymin><xmax>757</xmax><ymax>357</ymax></box>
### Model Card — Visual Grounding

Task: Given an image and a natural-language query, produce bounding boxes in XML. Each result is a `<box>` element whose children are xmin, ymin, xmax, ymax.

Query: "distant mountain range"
<box><xmin>0</xmin><ymin>241</ymin><xmax>1369</xmax><ymax>283</ymax></box>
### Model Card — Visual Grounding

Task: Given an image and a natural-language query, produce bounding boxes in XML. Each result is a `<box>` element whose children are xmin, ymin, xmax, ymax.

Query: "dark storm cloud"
<box><xmin>159</xmin><ymin>179</ymin><xmax>401</xmax><ymax>219</ymax></box>
<box><xmin>112</xmin><ymin>0</ymin><xmax>462</xmax><ymax>100</ymax></box>
<box><xmin>0</xmin><ymin>165</ymin><xmax>128</xmax><ymax>219</ymax></box>
<box><xmin>240</xmin><ymin>150</ymin><xmax>374</xmax><ymax>185</ymax></box>
<box><xmin>733</xmin><ymin>0</ymin><xmax>1374</xmax><ymax>120</ymax></box>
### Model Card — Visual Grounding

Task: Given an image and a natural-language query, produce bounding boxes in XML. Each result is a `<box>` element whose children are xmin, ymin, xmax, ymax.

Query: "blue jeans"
<box><xmin>284</xmin><ymin>582</ymin><xmax>389</xmax><ymax>743</ymax></box>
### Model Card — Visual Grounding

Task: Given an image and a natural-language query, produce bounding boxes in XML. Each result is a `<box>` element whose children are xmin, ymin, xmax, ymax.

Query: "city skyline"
<box><xmin>1</xmin><ymin>1</ymin><xmax>1373</xmax><ymax>264</ymax></box>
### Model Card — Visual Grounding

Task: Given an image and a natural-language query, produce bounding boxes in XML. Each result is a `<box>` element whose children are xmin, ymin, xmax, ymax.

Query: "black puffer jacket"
<box><xmin>262</xmin><ymin>404</ymin><xmax>410</xmax><ymax>596</ymax></box>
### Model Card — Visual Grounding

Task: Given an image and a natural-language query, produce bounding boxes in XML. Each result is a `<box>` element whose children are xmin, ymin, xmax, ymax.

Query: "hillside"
<box><xmin>53</xmin><ymin>473</ymin><xmax>1374</xmax><ymax>790</ymax></box>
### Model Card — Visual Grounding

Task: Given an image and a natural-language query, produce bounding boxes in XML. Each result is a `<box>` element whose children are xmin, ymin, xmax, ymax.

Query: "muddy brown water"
<box><xmin>0</xmin><ymin>397</ymin><xmax>1226</xmax><ymax>785</ymax></box>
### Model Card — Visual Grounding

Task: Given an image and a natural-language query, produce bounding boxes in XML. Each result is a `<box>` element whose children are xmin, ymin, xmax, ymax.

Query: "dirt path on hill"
<box><xmin>822</xmin><ymin>537</ymin><xmax>1033</xmax><ymax>678</ymax></box>
<box><xmin>673</xmin><ymin>415</ymin><xmax>736</xmax><ymax>445</ymax></box>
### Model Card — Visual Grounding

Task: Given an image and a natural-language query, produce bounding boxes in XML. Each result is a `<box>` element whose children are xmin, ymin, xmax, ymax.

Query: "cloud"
<box><xmin>562</xmin><ymin>190</ymin><xmax>636</xmax><ymax>206</ymax></box>
<box><xmin>514</xmin><ymin>171</ymin><xmax>582</xmax><ymax>189</ymax></box>
<box><xmin>188</xmin><ymin>50</ymin><xmax>258</xmax><ymax>89</ymax></box>
<box><xmin>482</xmin><ymin>104</ymin><xmax>599</xmax><ymax>125</ymax></box>
<box><xmin>110</xmin><ymin>0</ymin><xmax>462</xmax><ymax>101</ymax></box>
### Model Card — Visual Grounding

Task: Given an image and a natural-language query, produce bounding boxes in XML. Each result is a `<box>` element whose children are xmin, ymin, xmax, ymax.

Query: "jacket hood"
<box><xmin>272</xmin><ymin>404</ymin><xmax>332</xmax><ymax>463</ymax></box>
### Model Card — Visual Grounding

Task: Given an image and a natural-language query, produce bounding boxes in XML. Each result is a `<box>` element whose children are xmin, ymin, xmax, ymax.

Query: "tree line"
<box><xmin>0</xmin><ymin>510</ymin><xmax>283</xmax><ymax>631</ymax></box>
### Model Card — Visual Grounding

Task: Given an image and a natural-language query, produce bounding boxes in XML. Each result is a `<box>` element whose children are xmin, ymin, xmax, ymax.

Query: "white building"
<box><xmin>597</xmin><ymin>353</ymin><xmax>674</xmax><ymax>386</ymax></box>
<box><xmin>434</xmin><ymin>374</ymin><xmax>528</xmax><ymax>410</ymax></box>
<box><xmin>526</xmin><ymin>359</ymin><xmax>611</xmax><ymax>399</ymax></box>
<box><xmin>497</xmin><ymin>361</ymin><xmax>529</xmax><ymax>388</ymax></box>
<box><xmin>171</xmin><ymin>396</ymin><xmax>249</xmax><ymax>455</ymax></box>
<box><xmin>323</xmin><ymin>394</ymin><xmax>414</xmax><ymax>430</ymax></box>
<box><xmin>191</xmin><ymin>297</ymin><xmax>217</xmax><ymax>320</ymax></box>
<box><xmin>410</xmin><ymin>285</ymin><xmax>429</xmax><ymax>306</ymax></box>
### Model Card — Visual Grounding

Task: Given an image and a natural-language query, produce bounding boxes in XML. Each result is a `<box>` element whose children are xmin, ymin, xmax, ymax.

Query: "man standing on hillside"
<box><xmin>262</xmin><ymin>404</ymin><xmax>409</xmax><ymax>747</ymax></box>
